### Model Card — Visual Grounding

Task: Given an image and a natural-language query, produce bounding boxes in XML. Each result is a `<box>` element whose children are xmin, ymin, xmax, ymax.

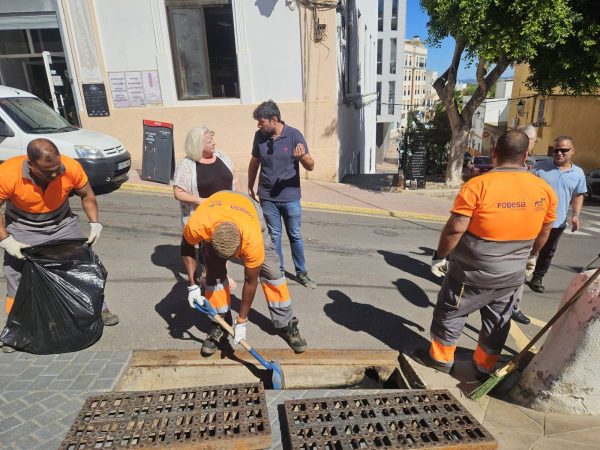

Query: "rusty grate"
<box><xmin>60</xmin><ymin>383</ymin><xmax>271</xmax><ymax>449</ymax></box>
<box><xmin>284</xmin><ymin>389</ymin><xmax>497</xmax><ymax>449</ymax></box>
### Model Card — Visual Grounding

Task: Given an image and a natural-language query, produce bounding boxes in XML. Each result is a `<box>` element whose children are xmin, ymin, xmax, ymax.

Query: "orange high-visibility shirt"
<box><xmin>0</xmin><ymin>155</ymin><xmax>88</xmax><ymax>214</ymax></box>
<box><xmin>452</xmin><ymin>168</ymin><xmax>557</xmax><ymax>241</ymax></box>
<box><xmin>183</xmin><ymin>191</ymin><xmax>265</xmax><ymax>268</ymax></box>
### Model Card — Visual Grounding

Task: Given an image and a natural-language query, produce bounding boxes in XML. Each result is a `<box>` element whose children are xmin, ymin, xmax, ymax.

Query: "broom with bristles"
<box><xmin>469</xmin><ymin>264</ymin><xmax>600</xmax><ymax>401</ymax></box>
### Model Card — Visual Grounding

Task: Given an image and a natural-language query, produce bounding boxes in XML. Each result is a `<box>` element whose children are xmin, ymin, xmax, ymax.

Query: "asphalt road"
<box><xmin>1</xmin><ymin>189</ymin><xmax>599</xmax><ymax>359</ymax></box>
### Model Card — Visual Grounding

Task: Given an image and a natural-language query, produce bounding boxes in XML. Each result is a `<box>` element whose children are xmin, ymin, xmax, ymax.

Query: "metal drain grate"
<box><xmin>284</xmin><ymin>389</ymin><xmax>497</xmax><ymax>449</ymax></box>
<box><xmin>60</xmin><ymin>382</ymin><xmax>271</xmax><ymax>449</ymax></box>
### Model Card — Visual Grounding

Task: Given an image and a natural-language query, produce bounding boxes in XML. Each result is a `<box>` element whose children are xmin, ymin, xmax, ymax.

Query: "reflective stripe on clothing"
<box><xmin>429</xmin><ymin>339</ymin><xmax>456</xmax><ymax>367</ymax></box>
<box><xmin>473</xmin><ymin>345</ymin><xmax>500</xmax><ymax>373</ymax></box>
<box><xmin>430</xmin><ymin>275</ymin><xmax>517</xmax><ymax>371</ymax></box>
<box><xmin>205</xmin><ymin>281</ymin><xmax>230</xmax><ymax>314</ymax></box>
<box><xmin>260</xmin><ymin>276</ymin><xmax>291</xmax><ymax>309</ymax></box>
<box><xmin>5</xmin><ymin>297</ymin><xmax>14</xmax><ymax>314</ymax></box>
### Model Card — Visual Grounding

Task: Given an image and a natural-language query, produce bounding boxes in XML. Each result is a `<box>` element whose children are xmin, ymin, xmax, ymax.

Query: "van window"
<box><xmin>0</xmin><ymin>97</ymin><xmax>76</xmax><ymax>134</ymax></box>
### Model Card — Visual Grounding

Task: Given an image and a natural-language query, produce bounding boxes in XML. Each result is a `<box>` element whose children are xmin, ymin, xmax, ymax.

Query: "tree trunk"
<box><xmin>446</xmin><ymin>127</ymin><xmax>469</xmax><ymax>187</ymax></box>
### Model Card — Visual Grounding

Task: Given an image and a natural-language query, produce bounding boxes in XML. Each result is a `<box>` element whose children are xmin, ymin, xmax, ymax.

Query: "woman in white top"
<box><xmin>173</xmin><ymin>127</ymin><xmax>239</xmax><ymax>289</ymax></box>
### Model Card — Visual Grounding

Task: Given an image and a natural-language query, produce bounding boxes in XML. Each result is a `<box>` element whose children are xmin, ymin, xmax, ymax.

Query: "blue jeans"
<box><xmin>260</xmin><ymin>199</ymin><xmax>306</xmax><ymax>275</ymax></box>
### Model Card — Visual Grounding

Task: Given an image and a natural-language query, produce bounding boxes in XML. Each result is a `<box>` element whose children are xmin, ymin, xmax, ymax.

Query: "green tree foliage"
<box><xmin>421</xmin><ymin>0</ymin><xmax>600</xmax><ymax>186</ymax></box>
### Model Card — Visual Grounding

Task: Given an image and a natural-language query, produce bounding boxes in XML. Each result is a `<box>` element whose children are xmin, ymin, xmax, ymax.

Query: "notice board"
<box><xmin>82</xmin><ymin>83</ymin><xmax>110</xmax><ymax>117</ymax></box>
<box><xmin>407</xmin><ymin>133</ymin><xmax>427</xmax><ymax>189</ymax></box>
<box><xmin>141</xmin><ymin>120</ymin><xmax>174</xmax><ymax>184</ymax></box>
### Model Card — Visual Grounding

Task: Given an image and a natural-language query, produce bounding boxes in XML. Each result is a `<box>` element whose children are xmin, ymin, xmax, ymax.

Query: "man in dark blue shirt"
<box><xmin>247</xmin><ymin>100</ymin><xmax>317</xmax><ymax>289</ymax></box>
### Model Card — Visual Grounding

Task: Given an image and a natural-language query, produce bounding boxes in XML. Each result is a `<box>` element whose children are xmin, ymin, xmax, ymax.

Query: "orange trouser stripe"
<box><xmin>473</xmin><ymin>345</ymin><xmax>499</xmax><ymax>373</ymax></box>
<box><xmin>429</xmin><ymin>339</ymin><xmax>456</xmax><ymax>364</ymax></box>
<box><xmin>205</xmin><ymin>286</ymin><xmax>230</xmax><ymax>313</ymax></box>
<box><xmin>261</xmin><ymin>280</ymin><xmax>291</xmax><ymax>305</ymax></box>
<box><xmin>6</xmin><ymin>297</ymin><xmax>14</xmax><ymax>315</ymax></box>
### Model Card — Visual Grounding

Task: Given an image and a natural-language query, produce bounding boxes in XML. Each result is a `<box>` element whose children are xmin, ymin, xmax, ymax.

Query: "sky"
<box><xmin>405</xmin><ymin>0</ymin><xmax>513</xmax><ymax>81</ymax></box>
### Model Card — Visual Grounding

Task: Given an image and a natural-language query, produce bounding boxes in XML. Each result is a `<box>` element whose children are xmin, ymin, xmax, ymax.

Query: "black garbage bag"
<box><xmin>1</xmin><ymin>239</ymin><xmax>106</xmax><ymax>354</ymax></box>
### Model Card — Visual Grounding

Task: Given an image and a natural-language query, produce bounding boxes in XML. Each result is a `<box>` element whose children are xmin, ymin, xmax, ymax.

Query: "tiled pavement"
<box><xmin>0</xmin><ymin>351</ymin><xmax>131</xmax><ymax>450</ymax></box>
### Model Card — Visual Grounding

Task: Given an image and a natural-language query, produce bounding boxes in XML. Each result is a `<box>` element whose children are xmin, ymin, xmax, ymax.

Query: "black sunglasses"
<box><xmin>553</xmin><ymin>147</ymin><xmax>572</xmax><ymax>153</ymax></box>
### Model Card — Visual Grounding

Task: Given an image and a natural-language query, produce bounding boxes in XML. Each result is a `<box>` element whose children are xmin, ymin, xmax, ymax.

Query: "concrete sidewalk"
<box><xmin>120</xmin><ymin>168</ymin><xmax>455</xmax><ymax>223</ymax></box>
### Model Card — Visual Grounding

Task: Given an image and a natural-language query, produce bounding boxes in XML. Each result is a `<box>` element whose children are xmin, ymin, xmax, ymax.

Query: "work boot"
<box><xmin>101</xmin><ymin>310</ymin><xmax>120</xmax><ymax>326</ymax></box>
<box><xmin>201</xmin><ymin>312</ymin><xmax>231</xmax><ymax>357</ymax></box>
<box><xmin>413</xmin><ymin>348</ymin><xmax>453</xmax><ymax>374</ymax></box>
<box><xmin>511</xmin><ymin>309</ymin><xmax>531</xmax><ymax>325</ymax></box>
<box><xmin>1</xmin><ymin>343</ymin><xmax>15</xmax><ymax>353</ymax></box>
<box><xmin>526</xmin><ymin>276</ymin><xmax>545</xmax><ymax>293</ymax></box>
<box><xmin>297</xmin><ymin>272</ymin><xmax>317</xmax><ymax>289</ymax></box>
<box><xmin>472</xmin><ymin>362</ymin><xmax>490</xmax><ymax>382</ymax></box>
<box><xmin>277</xmin><ymin>317</ymin><xmax>307</xmax><ymax>353</ymax></box>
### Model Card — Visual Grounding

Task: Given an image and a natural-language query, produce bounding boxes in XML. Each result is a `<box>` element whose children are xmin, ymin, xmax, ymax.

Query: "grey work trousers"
<box><xmin>430</xmin><ymin>274</ymin><xmax>519</xmax><ymax>356</ymax></box>
<box><xmin>202</xmin><ymin>199</ymin><xmax>293</xmax><ymax>329</ymax></box>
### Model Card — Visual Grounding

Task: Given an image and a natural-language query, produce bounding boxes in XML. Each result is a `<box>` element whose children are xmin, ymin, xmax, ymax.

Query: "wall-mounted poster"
<box><xmin>142</xmin><ymin>70</ymin><xmax>162</xmax><ymax>104</ymax></box>
<box><xmin>126</xmin><ymin>72</ymin><xmax>145</xmax><ymax>107</ymax></box>
<box><xmin>108</xmin><ymin>72</ymin><xmax>129</xmax><ymax>108</ymax></box>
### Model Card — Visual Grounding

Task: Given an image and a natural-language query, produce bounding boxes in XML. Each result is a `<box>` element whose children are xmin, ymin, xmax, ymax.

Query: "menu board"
<box><xmin>407</xmin><ymin>133</ymin><xmax>427</xmax><ymax>189</ymax></box>
<box><xmin>82</xmin><ymin>83</ymin><xmax>110</xmax><ymax>117</ymax></box>
<box><xmin>141</xmin><ymin>120</ymin><xmax>174</xmax><ymax>184</ymax></box>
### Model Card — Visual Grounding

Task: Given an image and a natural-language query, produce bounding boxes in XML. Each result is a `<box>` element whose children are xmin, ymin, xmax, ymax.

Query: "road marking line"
<box><xmin>582</xmin><ymin>210</ymin><xmax>600</xmax><ymax>217</ymax></box>
<box><xmin>584</xmin><ymin>226</ymin><xmax>600</xmax><ymax>233</ymax></box>
<box><xmin>564</xmin><ymin>229</ymin><xmax>592</xmax><ymax>236</ymax></box>
<box><xmin>509</xmin><ymin>323</ymin><xmax>538</xmax><ymax>353</ymax></box>
<box><xmin>528</xmin><ymin>317</ymin><xmax>547</xmax><ymax>328</ymax></box>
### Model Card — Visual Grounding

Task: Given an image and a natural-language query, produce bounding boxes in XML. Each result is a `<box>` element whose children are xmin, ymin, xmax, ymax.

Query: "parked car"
<box><xmin>526</xmin><ymin>155</ymin><xmax>552</xmax><ymax>171</ymax></box>
<box><xmin>469</xmin><ymin>156</ymin><xmax>493</xmax><ymax>176</ymax></box>
<box><xmin>586</xmin><ymin>168</ymin><xmax>600</xmax><ymax>199</ymax></box>
<box><xmin>0</xmin><ymin>85</ymin><xmax>131</xmax><ymax>188</ymax></box>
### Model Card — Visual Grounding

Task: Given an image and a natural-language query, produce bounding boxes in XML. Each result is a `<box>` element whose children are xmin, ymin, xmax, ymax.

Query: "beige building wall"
<box><xmin>509</xmin><ymin>65</ymin><xmax>600</xmax><ymax>172</ymax></box>
<box><xmin>63</xmin><ymin>1</ymin><xmax>339</xmax><ymax>182</ymax></box>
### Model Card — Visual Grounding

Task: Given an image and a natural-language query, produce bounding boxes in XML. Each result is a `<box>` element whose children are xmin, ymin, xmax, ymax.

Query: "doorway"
<box><xmin>0</xmin><ymin>26</ymin><xmax>79</xmax><ymax>126</ymax></box>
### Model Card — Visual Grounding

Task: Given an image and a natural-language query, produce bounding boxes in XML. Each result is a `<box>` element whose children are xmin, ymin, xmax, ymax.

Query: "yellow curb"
<box><xmin>121</xmin><ymin>182</ymin><xmax>172</xmax><ymax>194</ymax></box>
<box><xmin>120</xmin><ymin>182</ymin><xmax>448</xmax><ymax>222</ymax></box>
<box><xmin>302</xmin><ymin>201</ymin><xmax>447</xmax><ymax>223</ymax></box>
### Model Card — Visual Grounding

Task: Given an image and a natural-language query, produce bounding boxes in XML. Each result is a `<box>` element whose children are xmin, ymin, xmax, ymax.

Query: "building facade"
<box><xmin>375</xmin><ymin>0</ymin><xmax>406</xmax><ymax>161</ymax></box>
<box><xmin>508</xmin><ymin>64</ymin><xmax>600</xmax><ymax>172</ymax></box>
<box><xmin>466</xmin><ymin>79</ymin><xmax>512</xmax><ymax>155</ymax></box>
<box><xmin>0</xmin><ymin>0</ymin><xmax>377</xmax><ymax>182</ymax></box>
<box><xmin>401</xmin><ymin>36</ymin><xmax>427</xmax><ymax>125</ymax></box>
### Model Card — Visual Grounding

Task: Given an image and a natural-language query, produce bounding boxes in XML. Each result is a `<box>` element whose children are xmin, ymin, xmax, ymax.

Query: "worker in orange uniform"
<box><xmin>0</xmin><ymin>139</ymin><xmax>118</xmax><ymax>352</ymax></box>
<box><xmin>183</xmin><ymin>190</ymin><xmax>307</xmax><ymax>356</ymax></box>
<box><xmin>414</xmin><ymin>130</ymin><xmax>557</xmax><ymax>377</ymax></box>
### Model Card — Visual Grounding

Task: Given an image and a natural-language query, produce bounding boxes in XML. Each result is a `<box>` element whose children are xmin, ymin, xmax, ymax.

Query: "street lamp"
<box><xmin>516</xmin><ymin>99</ymin><xmax>526</xmax><ymax>116</ymax></box>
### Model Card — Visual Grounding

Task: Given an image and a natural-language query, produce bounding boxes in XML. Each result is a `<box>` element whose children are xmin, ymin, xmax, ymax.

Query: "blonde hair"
<box><xmin>184</xmin><ymin>126</ymin><xmax>212</xmax><ymax>161</ymax></box>
<box><xmin>212</xmin><ymin>222</ymin><xmax>241</xmax><ymax>259</ymax></box>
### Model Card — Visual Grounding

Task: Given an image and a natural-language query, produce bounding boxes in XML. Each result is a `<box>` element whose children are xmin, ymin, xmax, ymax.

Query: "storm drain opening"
<box><xmin>283</xmin><ymin>390</ymin><xmax>497</xmax><ymax>450</ymax></box>
<box><xmin>115</xmin><ymin>350</ymin><xmax>422</xmax><ymax>392</ymax></box>
<box><xmin>60</xmin><ymin>382</ymin><xmax>272</xmax><ymax>450</ymax></box>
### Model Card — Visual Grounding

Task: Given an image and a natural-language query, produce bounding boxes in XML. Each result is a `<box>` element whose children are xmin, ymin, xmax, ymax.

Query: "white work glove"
<box><xmin>431</xmin><ymin>251</ymin><xmax>448</xmax><ymax>277</ymax></box>
<box><xmin>525</xmin><ymin>255</ymin><xmax>537</xmax><ymax>277</ymax></box>
<box><xmin>233</xmin><ymin>318</ymin><xmax>247</xmax><ymax>344</ymax></box>
<box><xmin>86</xmin><ymin>223</ymin><xmax>103</xmax><ymax>246</ymax></box>
<box><xmin>187</xmin><ymin>285</ymin><xmax>205</xmax><ymax>309</ymax></box>
<box><xmin>0</xmin><ymin>235</ymin><xmax>30</xmax><ymax>260</ymax></box>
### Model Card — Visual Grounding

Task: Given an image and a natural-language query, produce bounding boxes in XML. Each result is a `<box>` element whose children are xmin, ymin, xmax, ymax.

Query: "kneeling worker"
<box><xmin>183</xmin><ymin>190</ymin><xmax>307</xmax><ymax>355</ymax></box>
<box><xmin>0</xmin><ymin>139</ymin><xmax>118</xmax><ymax>352</ymax></box>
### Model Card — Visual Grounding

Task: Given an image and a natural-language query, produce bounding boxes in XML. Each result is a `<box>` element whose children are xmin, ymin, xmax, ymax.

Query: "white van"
<box><xmin>0</xmin><ymin>85</ymin><xmax>131</xmax><ymax>188</ymax></box>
